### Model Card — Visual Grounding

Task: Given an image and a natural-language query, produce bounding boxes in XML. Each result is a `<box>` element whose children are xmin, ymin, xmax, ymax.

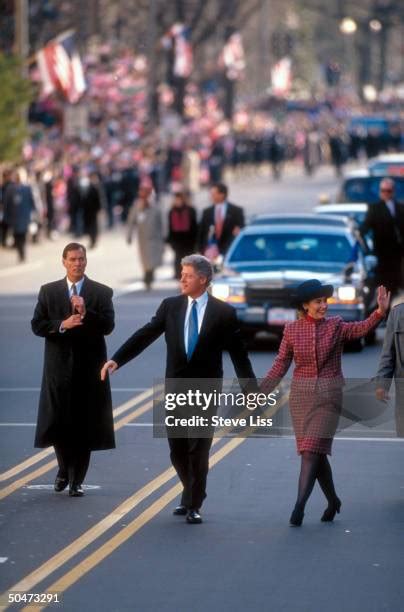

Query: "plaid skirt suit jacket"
<box><xmin>262</xmin><ymin>310</ymin><xmax>383</xmax><ymax>455</ymax></box>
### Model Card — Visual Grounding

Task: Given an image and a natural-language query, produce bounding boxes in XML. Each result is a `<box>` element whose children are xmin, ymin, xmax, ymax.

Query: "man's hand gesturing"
<box><xmin>71</xmin><ymin>295</ymin><xmax>86</xmax><ymax>316</ymax></box>
<box><xmin>101</xmin><ymin>360</ymin><xmax>118</xmax><ymax>381</ymax></box>
<box><xmin>61</xmin><ymin>314</ymin><xmax>83</xmax><ymax>330</ymax></box>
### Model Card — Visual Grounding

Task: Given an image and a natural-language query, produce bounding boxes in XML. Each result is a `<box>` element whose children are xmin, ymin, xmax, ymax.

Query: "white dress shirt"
<box><xmin>59</xmin><ymin>277</ymin><xmax>85</xmax><ymax>333</ymax></box>
<box><xmin>214</xmin><ymin>202</ymin><xmax>227</xmax><ymax>224</ymax></box>
<box><xmin>184</xmin><ymin>291</ymin><xmax>209</xmax><ymax>353</ymax></box>
<box><xmin>66</xmin><ymin>276</ymin><xmax>85</xmax><ymax>297</ymax></box>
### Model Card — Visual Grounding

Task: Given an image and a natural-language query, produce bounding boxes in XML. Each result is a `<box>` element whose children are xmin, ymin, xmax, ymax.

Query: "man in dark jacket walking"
<box><xmin>31</xmin><ymin>243</ymin><xmax>115</xmax><ymax>496</ymax></box>
<box><xmin>101</xmin><ymin>254</ymin><xmax>256</xmax><ymax>523</ymax></box>
<box><xmin>360</xmin><ymin>178</ymin><xmax>404</xmax><ymax>298</ymax></box>
<box><xmin>198</xmin><ymin>183</ymin><xmax>244</xmax><ymax>258</ymax></box>
<box><xmin>3</xmin><ymin>171</ymin><xmax>35</xmax><ymax>262</ymax></box>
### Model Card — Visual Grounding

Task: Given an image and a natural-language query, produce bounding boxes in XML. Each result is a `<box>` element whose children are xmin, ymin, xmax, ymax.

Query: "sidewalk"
<box><xmin>0</xmin><ymin>163</ymin><xmax>342</xmax><ymax>297</ymax></box>
<box><xmin>0</xmin><ymin>224</ymin><xmax>179</xmax><ymax>297</ymax></box>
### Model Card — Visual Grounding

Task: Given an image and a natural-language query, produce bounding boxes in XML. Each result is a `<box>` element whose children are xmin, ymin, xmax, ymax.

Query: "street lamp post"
<box><xmin>147</xmin><ymin>0</ymin><xmax>159</xmax><ymax>128</ymax></box>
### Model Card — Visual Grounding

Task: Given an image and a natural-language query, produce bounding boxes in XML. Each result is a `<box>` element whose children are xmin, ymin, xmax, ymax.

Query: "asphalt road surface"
<box><xmin>1</xmin><ymin>169</ymin><xmax>403</xmax><ymax>612</ymax></box>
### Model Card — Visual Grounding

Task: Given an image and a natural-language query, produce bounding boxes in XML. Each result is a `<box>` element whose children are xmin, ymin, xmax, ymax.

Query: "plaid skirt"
<box><xmin>290</xmin><ymin>380</ymin><xmax>343</xmax><ymax>456</ymax></box>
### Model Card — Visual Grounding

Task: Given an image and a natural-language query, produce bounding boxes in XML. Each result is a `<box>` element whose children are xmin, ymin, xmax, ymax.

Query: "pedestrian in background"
<box><xmin>198</xmin><ymin>182</ymin><xmax>244</xmax><ymax>258</ymax></box>
<box><xmin>127</xmin><ymin>184</ymin><xmax>163</xmax><ymax>290</ymax></box>
<box><xmin>3</xmin><ymin>169</ymin><xmax>35</xmax><ymax>262</ymax></box>
<box><xmin>375</xmin><ymin>303</ymin><xmax>404</xmax><ymax>437</ymax></box>
<box><xmin>328</xmin><ymin>127</ymin><xmax>348</xmax><ymax>177</ymax></box>
<box><xmin>167</xmin><ymin>191</ymin><xmax>198</xmax><ymax>279</ymax></box>
<box><xmin>360</xmin><ymin>178</ymin><xmax>404</xmax><ymax>300</ymax></box>
<box><xmin>0</xmin><ymin>169</ymin><xmax>14</xmax><ymax>247</ymax></box>
<box><xmin>31</xmin><ymin>242</ymin><xmax>115</xmax><ymax>496</ymax></box>
<box><xmin>261</xmin><ymin>279</ymin><xmax>389</xmax><ymax>527</ymax></box>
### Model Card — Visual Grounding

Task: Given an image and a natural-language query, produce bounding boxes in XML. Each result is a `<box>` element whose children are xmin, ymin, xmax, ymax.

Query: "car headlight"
<box><xmin>211</xmin><ymin>284</ymin><xmax>245</xmax><ymax>304</ymax></box>
<box><xmin>337</xmin><ymin>286</ymin><xmax>357</xmax><ymax>301</ymax></box>
<box><xmin>211</xmin><ymin>284</ymin><xmax>230</xmax><ymax>301</ymax></box>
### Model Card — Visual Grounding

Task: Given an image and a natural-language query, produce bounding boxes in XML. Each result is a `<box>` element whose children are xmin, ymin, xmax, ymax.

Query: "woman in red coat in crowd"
<box><xmin>262</xmin><ymin>279</ymin><xmax>390</xmax><ymax>527</ymax></box>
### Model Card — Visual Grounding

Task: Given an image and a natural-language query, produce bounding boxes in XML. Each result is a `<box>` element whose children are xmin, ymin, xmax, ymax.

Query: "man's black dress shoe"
<box><xmin>69</xmin><ymin>484</ymin><xmax>84</xmax><ymax>497</ymax></box>
<box><xmin>173</xmin><ymin>505</ymin><xmax>188</xmax><ymax>516</ymax></box>
<box><xmin>54</xmin><ymin>476</ymin><xmax>68</xmax><ymax>492</ymax></box>
<box><xmin>186</xmin><ymin>509</ymin><xmax>202</xmax><ymax>524</ymax></box>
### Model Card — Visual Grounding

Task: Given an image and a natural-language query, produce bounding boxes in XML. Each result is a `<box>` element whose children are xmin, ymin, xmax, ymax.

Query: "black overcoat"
<box><xmin>31</xmin><ymin>276</ymin><xmax>115</xmax><ymax>450</ymax></box>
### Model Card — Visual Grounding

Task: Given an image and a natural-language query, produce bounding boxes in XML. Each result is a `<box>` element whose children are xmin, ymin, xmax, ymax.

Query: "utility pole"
<box><xmin>14</xmin><ymin>0</ymin><xmax>29</xmax><ymax>68</ymax></box>
<box><xmin>147</xmin><ymin>0</ymin><xmax>159</xmax><ymax>128</ymax></box>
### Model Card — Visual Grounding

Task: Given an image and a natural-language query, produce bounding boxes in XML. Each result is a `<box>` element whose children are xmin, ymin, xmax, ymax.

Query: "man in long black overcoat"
<box><xmin>31</xmin><ymin>242</ymin><xmax>115</xmax><ymax>496</ymax></box>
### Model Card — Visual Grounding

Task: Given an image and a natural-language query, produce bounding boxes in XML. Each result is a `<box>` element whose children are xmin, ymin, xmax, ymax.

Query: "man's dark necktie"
<box><xmin>187</xmin><ymin>300</ymin><xmax>199</xmax><ymax>361</ymax></box>
<box><xmin>71</xmin><ymin>283</ymin><xmax>78</xmax><ymax>313</ymax></box>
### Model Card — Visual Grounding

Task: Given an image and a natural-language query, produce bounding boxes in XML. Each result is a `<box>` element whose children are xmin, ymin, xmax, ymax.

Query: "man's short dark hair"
<box><xmin>211</xmin><ymin>182</ymin><xmax>228</xmax><ymax>197</ymax></box>
<box><xmin>62</xmin><ymin>243</ymin><xmax>87</xmax><ymax>259</ymax></box>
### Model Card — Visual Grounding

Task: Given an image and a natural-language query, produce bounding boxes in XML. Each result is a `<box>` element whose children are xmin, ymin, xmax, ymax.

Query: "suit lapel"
<box><xmin>58</xmin><ymin>278</ymin><xmax>73</xmax><ymax>317</ymax></box>
<box><xmin>177</xmin><ymin>296</ymin><xmax>188</xmax><ymax>357</ymax></box>
<box><xmin>196</xmin><ymin>295</ymin><xmax>216</xmax><ymax>345</ymax></box>
<box><xmin>79</xmin><ymin>276</ymin><xmax>90</xmax><ymax>301</ymax></box>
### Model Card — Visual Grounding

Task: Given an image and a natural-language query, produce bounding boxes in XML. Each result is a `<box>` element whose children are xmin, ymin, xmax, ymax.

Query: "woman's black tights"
<box><xmin>295</xmin><ymin>451</ymin><xmax>338</xmax><ymax>512</ymax></box>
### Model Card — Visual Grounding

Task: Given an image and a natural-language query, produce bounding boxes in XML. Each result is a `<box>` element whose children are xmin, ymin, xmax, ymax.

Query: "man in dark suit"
<box><xmin>166</xmin><ymin>191</ymin><xmax>198</xmax><ymax>279</ymax></box>
<box><xmin>101</xmin><ymin>254</ymin><xmax>256</xmax><ymax>523</ymax></box>
<box><xmin>32</xmin><ymin>243</ymin><xmax>115</xmax><ymax>497</ymax></box>
<box><xmin>360</xmin><ymin>178</ymin><xmax>404</xmax><ymax>298</ymax></box>
<box><xmin>198</xmin><ymin>183</ymin><xmax>245</xmax><ymax>257</ymax></box>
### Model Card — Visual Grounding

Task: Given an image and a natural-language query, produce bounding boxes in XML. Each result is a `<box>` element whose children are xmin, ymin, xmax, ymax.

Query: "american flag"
<box><xmin>162</xmin><ymin>23</ymin><xmax>193</xmax><ymax>79</ymax></box>
<box><xmin>221</xmin><ymin>32</ymin><xmax>245</xmax><ymax>81</ymax></box>
<box><xmin>36</xmin><ymin>30</ymin><xmax>86</xmax><ymax>104</ymax></box>
<box><xmin>271</xmin><ymin>57</ymin><xmax>292</xmax><ymax>96</ymax></box>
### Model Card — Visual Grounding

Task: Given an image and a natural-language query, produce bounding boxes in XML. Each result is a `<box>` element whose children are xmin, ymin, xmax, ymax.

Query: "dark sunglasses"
<box><xmin>380</xmin><ymin>188</ymin><xmax>393</xmax><ymax>193</ymax></box>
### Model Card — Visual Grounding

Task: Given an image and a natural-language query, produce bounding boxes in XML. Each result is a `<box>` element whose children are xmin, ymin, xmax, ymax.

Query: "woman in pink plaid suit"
<box><xmin>262</xmin><ymin>279</ymin><xmax>390</xmax><ymax>526</ymax></box>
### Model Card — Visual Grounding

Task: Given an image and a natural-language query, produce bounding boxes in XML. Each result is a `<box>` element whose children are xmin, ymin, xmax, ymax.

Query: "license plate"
<box><xmin>267</xmin><ymin>308</ymin><xmax>296</xmax><ymax>324</ymax></box>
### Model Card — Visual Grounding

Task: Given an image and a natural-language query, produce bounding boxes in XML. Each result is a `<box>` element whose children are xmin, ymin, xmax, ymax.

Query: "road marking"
<box><xmin>0</xmin><ymin>423</ymin><xmax>36</xmax><ymax>426</ymax></box>
<box><xmin>6</xmin><ymin>465</ymin><xmax>177</xmax><ymax>595</ymax></box>
<box><xmin>0</xmin><ymin>388</ymin><xmax>41</xmax><ymax>392</ymax></box>
<box><xmin>0</xmin><ymin>261</ymin><xmax>43</xmax><ymax>278</ymax></box>
<box><xmin>264</xmin><ymin>434</ymin><xmax>403</xmax><ymax>443</ymax></box>
<box><xmin>9</xmin><ymin>437</ymin><xmax>241</xmax><ymax>608</ymax></box>
<box><xmin>335</xmin><ymin>436</ymin><xmax>403</xmax><ymax>442</ymax></box>
<box><xmin>0</xmin><ymin>401</ymin><xmax>153</xmax><ymax>500</ymax></box>
<box><xmin>0</xmin><ymin>388</ymin><xmax>149</xmax><ymax>392</ymax></box>
<box><xmin>0</xmin><ymin>558</ymin><xmax>8</xmax><ymax>563</ymax></box>
<box><xmin>4</xmin><ymin>402</ymin><xmax>283</xmax><ymax>607</ymax></box>
<box><xmin>26</xmin><ymin>485</ymin><xmax>101</xmax><ymax>490</ymax></box>
<box><xmin>0</xmin><ymin>388</ymin><xmax>154</xmax><ymax>483</ymax></box>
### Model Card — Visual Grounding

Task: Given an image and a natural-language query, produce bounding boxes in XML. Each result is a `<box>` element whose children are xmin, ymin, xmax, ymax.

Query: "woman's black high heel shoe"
<box><xmin>290</xmin><ymin>506</ymin><xmax>304</xmax><ymax>527</ymax></box>
<box><xmin>321</xmin><ymin>498</ymin><xmax>341</xmax><ymax>522</ymax></box>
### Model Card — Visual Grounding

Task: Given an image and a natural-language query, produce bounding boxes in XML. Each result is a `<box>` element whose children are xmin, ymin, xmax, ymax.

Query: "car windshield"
<box><xmin>252</xmin><ymin>216</ymin><xmax>346</xmax><ymax>227</ymax></box>
<box><xmin>229</xmin><ymin>233</ymin><xmax>353</xmax><ymax>264</ymax></box>
<box><xmin>320</xmin><ymin>210</ymin><xmax>367</xmax><ymax>225</ymax></box>
<box><xmin>342</xmin><ymin>177</ymin><xmax>404</xmax><ymax>204</ymax></box>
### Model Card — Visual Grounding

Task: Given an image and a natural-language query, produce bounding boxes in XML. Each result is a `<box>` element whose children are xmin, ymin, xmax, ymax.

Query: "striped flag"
<box><xmin>36</xmin><ymin>30</ymin><xmax>86</xmax><ymax>103</ymax></box>
<box><xmin>221</xmin><ymin>32</ymin><xmax>245</xmax><ymax>81</ymax></box>
<box><xmin>162</xmin><ymin>23</ymin><xmax>193</xmax><ymax>79</ymax></box>
<box><xmin>271</xmin><ymin>57</ymin><xmax>292</xmax><ymax>96</ymax></box>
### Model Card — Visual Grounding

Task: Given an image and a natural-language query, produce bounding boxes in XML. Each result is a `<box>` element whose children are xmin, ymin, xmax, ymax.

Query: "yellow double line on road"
<box><xmin>2</xmin><ymin>399</ymin><xmax>285</xmax><ymax>612</ymax></box>
<box><xmin>0</xmin><ymin>388</ymin><xmax>155</xmax><ymax>501</ymax></box>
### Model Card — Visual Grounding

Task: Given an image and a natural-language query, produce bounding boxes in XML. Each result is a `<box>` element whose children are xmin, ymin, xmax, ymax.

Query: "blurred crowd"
<box><xmin>1</xmin><ymin>45</ymin><xmax>403</xmax><ymax>269</ymax></box>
